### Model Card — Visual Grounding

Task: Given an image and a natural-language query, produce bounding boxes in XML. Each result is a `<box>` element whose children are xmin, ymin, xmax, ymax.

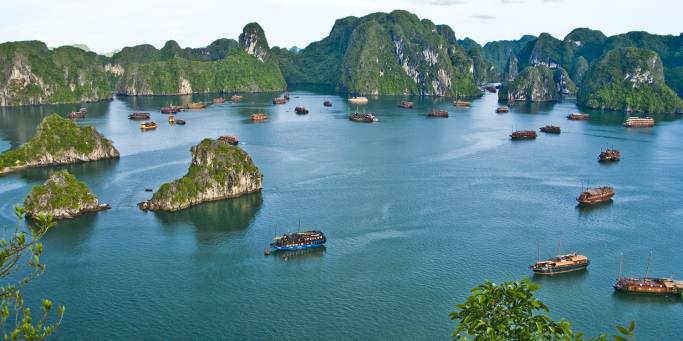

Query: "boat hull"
<box><xmin>271</xmin><ymin>242</ymin><xmax>326</xmax><ymax>251</ymax></box>
<box><xmin>531</xmin><ymin>262</ymin><xmax>589</xmax><ymax>275</ymax></box>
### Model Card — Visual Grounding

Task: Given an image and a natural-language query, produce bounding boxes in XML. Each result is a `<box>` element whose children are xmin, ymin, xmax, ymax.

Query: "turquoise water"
<box><xmin>1</xmin><ymin>91</ymin><xmax>682</xmax><ymax>339</ymax></box>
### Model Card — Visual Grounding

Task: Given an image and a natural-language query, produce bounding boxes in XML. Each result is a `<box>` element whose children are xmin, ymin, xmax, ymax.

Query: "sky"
<box><xmin>1</xmin><ymin>0</ymin><xmax>680</xmax><ymax>54</ymax></box>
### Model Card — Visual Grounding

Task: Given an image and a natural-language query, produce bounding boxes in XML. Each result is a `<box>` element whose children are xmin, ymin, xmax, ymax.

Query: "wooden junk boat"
<box><xmin>218</xmin><ymin>135</ymin><xmax>239</xmax><ymax>145</ymax></box>
<box><xmin>349</xmin><ymin>113</ymin><xmax>378</xmax><ymax>123</ymax></box>
<box><xmin>623</xmin><ymin>116</ymin><xmax>655</xmax><ymax>127</ymax></box>
<box><xmin>540</xmin><ymin>125</ymin><xmax>561</xmax><ymax>134</ymax></box>
<box><xmin>323</xmin><ymin>101</ymin><xmax>332</xmax><ymax>107</ymax></box>
<box><xmin>230</xmin><ymin>95</ymin><xmax>243</xmax><ymax>102</ymax></box>
<box><xmin>140</xmin><ymin>121</ymin><xmax>157</xmax><ymax>130</ymax></box>
<box><xmin>186</xmin><ymin>102</ymin><xmax>207</xmax><ymax>110</ymax></box>
<box><xmin>598</xmin><ymin>148</ymin><xmax>620</xmax><ymax>162</ymax></box>
<box><xmin>161</xmin><ymin>105</ymin><xmax>183</xmax><ymax>114</ymax></box>
<box><xmin>251</xmin><ymin>113</ymin><xmax>269</xmax><ymax>121</ymax></box>
<box><xmin>496</xmin><ymin>106</ymin><xmax>509</xmax><ymax>113</ymax></box>
<box><xmin>567</xmin><ymin>113</ymin><xmax>591</xmax><ymax>120</ymax></box>
<box><xmin>67</xmin><ymin>108</ymin><xmax>87</xmax><ymax>119</ymax></box>
<box><xmin>348</xmin><ymin>96</ymin><xmax>368</xmax><ymax>104</ymax></box>
<box><xmin>576</xmin><ymin>186</ymin><xmax>614</xmax><ymax>205</ymax></box>
<box><xmin>295</xmin><ymin>106</ymin><xmax>309</xmax><ymax>114</ymax></box>
<box><xmin>453</xmin><ymin>100</ymin><xmax>471</xmax><ymax>107</ymax></box>
<box><xmin>273</xmin><ymin>98</ymin><xmax>287</xmax><ymax>105</ymax></box>
<box><xmin>398</xmin><ymin>101</ymin><xmax>414</xmax><ymax>109</ymax></box>
<box><xmin>510</xmin><ymin>130</ymin><xmax>537</xmax><ymax>140</ymax></box>
<box><xmin>428</xmin><ymin>110</ymin><xmax>448</xmax><ymax>118</ymax></box>
<box><xmin>613</xmin><ymin>253</ymin><xmax>682</xmax><ymax>295</ymax></box>
<box><xmin>270</xmin><ymin>230</ymin><xmax>326</xmax><ymax>251</ymax></box>
<box><xmin>213</xmin><ymin>97</ymin><xmax>226</xmax><ymax>104</ymax></box>
<box><xmin>530</xmin><ymin>252</ymin><xmax>590</xmax><ymax>275</ymax></box>
<box><xmin>128</xmin><ymin>112</ymin><xmax>151</xmax><ymax>120</ymax></box>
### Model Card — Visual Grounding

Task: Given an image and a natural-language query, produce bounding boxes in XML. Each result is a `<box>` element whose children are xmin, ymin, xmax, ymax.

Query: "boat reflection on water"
<box><xmin>576</xmin><ymin>199</ymin><xmax>614</xmax><ymax>216</ymax></box>
<box><xmin>272</xmin><ymin>245</ymin><xmax>326</xmax><ymax>262</ymax></box>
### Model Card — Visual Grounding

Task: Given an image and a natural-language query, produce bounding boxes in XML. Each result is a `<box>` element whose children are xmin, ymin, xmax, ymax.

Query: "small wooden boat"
<box><xmin>427</xmin><ymin>110</ymin><xmax>448</xmax><ymax>118</ymax></box>
<box><xmin>175</xmin><ymin>119</ymin><xmax>186</xmax><ymax>125</ymax></box>
<box><xmin>398</xmin><ymin>101</ymin><xmax>414</xmax><ymax>109</ymax></box>
<box><xmin>510</xmin><ymin>130</ymin><xmax>537</xmax><ymax>140</ymax></box>
<box><xmin>218</xmin><ymin>135</ymin><xmax>239</xmax><ymax>145</ymax></box>
<box><xmin>128</xmin><ymin>112</ymin><xmax>151</xmax><ymax>120</ymax></box>
<box><xmin>496</xmin><ymin>106</ymin><xmax>509</xmax><ymax>113</ymax></box>
<box><xmin>453</xmin><ymin>100</ymin><xmax>471</xmax><ymax>107</ymax></box>
<box><xmin>567</xmin><ymin>113</ymin><xmax>591</xmax><ymax>120</ymax></box>
<box><xmin>623</xmin><ymin>116</ymin><xmax>655</xmax><ymax>127</ymax></box>
<box><xmin>295</xmin><ymin>106</ymin><xmax>309</xmax><ymax>114</ymax></box>
<box><xmin>140</xmin><ymin>121</ymin><xmax>157</xmax><ymax>130</ymax></box>
<box><xmin>251</xmin><ymin>113</ymin><xmax>269</xmax><ymax>121</ymax></box>
<box><xmin>348</xmin><ymin>96</ymin><xmax>368</xmax><ymax>104</ymax></box>
<box><xmin>598</xmin><ymin>148</ymin><xmax>620</xmax><ymax>162</ymax></box>
<box><xmin>67</xmin><ymin>110</ymin><xmax>86</xmax><ymax>119</ymax></box>
<box><xmin>576</xmin><ymin>186</ymin><xmax>614</xmax><ymax>205</ymax></box>
<box><xmin>213</xmin><ymin>97</ymin><xmax>226</xmax><ymax>104</ymax></box>
<box><xmin>231</xmin><ymin>95</ymin><xmax>243</xmax><ymax>102</ymax></box>
<box><xmin>168</xmin><ymin>114</ymin><xmax>175</xmax><ymax>124</ymax></box>
<box><xmin>540</xmin><ymin>125</ymin><xmax>561</xmax><ymax>134</ymax></box>
<box><xmin>349</xmin><ymin>113</ymin><xmax>378</xmax><ymax>123</ymax></box>
<box><xmin>273</xmin><ymin>98</ymin><xmax>287</xmax><ymax>105</ymax></box>
<box><xmin>161</xmin><ymin>105</ymin><xmax>182</xmax><ymax>114</ymax></box>
<box><xmin>323</xmin><ymin>101</ymin><xmax>332</xmax><ymax>107</ymax></box>
<box><xmin>186</xmin><ymin>102</ymin><xmax>207</xmax><ymax>110</ymax></box>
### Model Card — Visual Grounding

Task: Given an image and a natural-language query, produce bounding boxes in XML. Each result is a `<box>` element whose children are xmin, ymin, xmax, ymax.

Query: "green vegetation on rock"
<box><xmin>24</xmin><ymin>170</ymin><xmax>104</xmax><ymax>219</ymax></box>
<box><xmin>578</xmin><ymin>47</ymin><xmax>683</xmax><ymax>113</ymax></box>
<box><xmin>499</xmin><ymin>65</ymin><xmax>574</xmax><ymax>102</ymax></box>
<box><xmin>0</xmin><ymin>114</ymin><xmax>119</xmax><ymax>174</ymax></box>
<box><xmin>140</xmin><ymin>139</ymin><xmax>263</xmax><ymax>212</ymax></box>
<box><xmin>0</xmin><ymin>41</ymin><xmax>111</xmax><ymax>106</ymax></box>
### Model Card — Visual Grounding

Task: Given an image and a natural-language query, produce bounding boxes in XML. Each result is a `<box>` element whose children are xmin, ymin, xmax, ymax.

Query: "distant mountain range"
<box><xmin>0</xmin><ymin>10</ymin><xmax>681</xmax><ymax>113</ymax></box>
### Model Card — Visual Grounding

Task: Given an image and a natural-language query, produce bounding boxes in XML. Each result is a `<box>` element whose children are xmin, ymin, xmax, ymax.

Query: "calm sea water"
<box><xmin>1</xmin><ymin>90</ymin><xmax>682</xmax><ymax>340</ymax></box>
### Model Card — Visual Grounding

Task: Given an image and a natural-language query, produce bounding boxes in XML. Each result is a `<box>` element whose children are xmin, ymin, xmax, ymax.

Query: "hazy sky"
<box><xmin>2</xmin><ymin>0</ymin><xmax>680</xmax><ymax>53</ymax></box>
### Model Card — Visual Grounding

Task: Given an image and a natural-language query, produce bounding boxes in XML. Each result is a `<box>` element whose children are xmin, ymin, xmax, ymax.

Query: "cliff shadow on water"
<box><xmin>37</xmin><ymin>213</ymin><xmax>99</xmax><ymax>253</ymax></box>
<box><xmin>13</xmin><ymin>158</ymin><xmax>120</xmax><ymax>184</ymax></box>
<box><xmin>153</xmin><ymin>192</ymin><xmax>263</xmax><ymax>241</ymax></box>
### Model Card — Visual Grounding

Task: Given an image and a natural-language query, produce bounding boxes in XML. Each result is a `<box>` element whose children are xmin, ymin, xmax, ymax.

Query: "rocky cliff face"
<box><xmin>500</xmin><ymin>65</ymin><xmax>569</xmax><ymax>102</ymax></box>
<box><xmin>24</xmin><ymin>170</ymin><xmax>109</xmax><ymax>219</ymax></box>
<box><xmin>0</xmin><ymin>114</ymin><xmax>119</xmax><ymax>174</ymax></box>
<box><xmin>276</xmin><ymin>10</ymin><xmax>479</xmax><ymax>97</ymax></box>
<box><xmin>138</xmin><ymin>139</ymin><xmax>262</xmax><ymax>212</ymax></box>
<box><xmin>239</xmin><ymin>23</ymin><xmax>270</xmax><ymax>62</ymax></box>
<box><xmin>578</xmin><ymin>47</ymin><xmax>683</xmax><ymax>113</ymax></box>
<box><xmin>0</xmin><ymin>42</ymin><xmax>111</xmax><ymax>106</ymax></box>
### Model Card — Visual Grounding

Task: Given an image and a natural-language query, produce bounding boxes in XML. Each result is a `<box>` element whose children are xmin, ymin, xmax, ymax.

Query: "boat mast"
<box><xmin>536</xmin><ymin>240</ymin><xmax>540</xmax><ymax>262</ymax></box>
<box><xmin>644</xmin><ymin>250</ymin><xmax>653</xmax><ymax>278</ymax></box>
<box><xmin>617</xmin><ymin>253</ymin><xmax>623</xmax><ymax>280</ymax></box>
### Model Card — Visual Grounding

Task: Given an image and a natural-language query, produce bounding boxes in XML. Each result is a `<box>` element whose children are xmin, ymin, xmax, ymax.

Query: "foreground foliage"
<box><xmin>450</xmin><ymin>278</ymin><xmax>635</xmax><ymax>341</ymax></box>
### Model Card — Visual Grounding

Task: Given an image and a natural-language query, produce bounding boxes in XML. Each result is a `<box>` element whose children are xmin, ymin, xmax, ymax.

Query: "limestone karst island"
<box><xmin>0</xmin><ymin>1</ymin><xmax>681</xmax><ymax>339</ymax></box>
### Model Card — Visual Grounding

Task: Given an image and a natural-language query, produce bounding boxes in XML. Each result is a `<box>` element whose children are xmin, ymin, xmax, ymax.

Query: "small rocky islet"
<box><xmin>23</xmin><ymin>170</ymin><xmax>110</xmax><ymax>219</ymax></box>
<box><xmin>0</xmin><ymin>114</ymin><xmax>119</xmax><ymax>175</ymax></box>
<box><xmin>138</xmin><ymin>138</ymin><xmax>263</xmax><ymax>212</ymax></box>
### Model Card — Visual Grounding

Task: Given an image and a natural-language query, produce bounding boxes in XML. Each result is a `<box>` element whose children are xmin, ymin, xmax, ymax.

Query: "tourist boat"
<box><xmin>598</xmin><ymin>148</ymin><xmax>620</xmax><ymax>162</ymax></box>
<box><xmin>128</xmin><ymin>112</ymin><xmax>150</xmax><ymax>120</ymax></box>
<box><xmin>496</xmin><ymin>106</ymin><xmax>509</xmax><ymax>113</ymax></box>
<box><xmin>567</xmin><ymin>113</ymin><xmax>591</xmax><ymax>120</ymax></box>
<box><xmin>186</xmin><ymin>102</ymin><xmax>207</xmax><ymax>110</ymax></box>
<box><xmin>213</xmin><ymin>97</ymin><xmax>225</xmax><ymax>104</ymax></box>
<box><xmin>67</xmin><ymin>110</ymin><xmax>86</xmax><ymax>119</ymax></box>
<box><xmin>428</xmin><ymin>110</ymin><xmax>448</xmax><ymax>118</ymax></box>
<box><xmin>295</xmin><ymin>106</ymin><xmax>309</xmax><ymax>114</ymax></box>
<box><xmin>270</xmin><ymin>230</ymin><xmax>326</xmax><ymax>251</ymax></box>
<box><xmin>398</xmin><ymin>101</ymin><xmax>414</xmax><ymax>109</ymax></box>
<box><xmin>251</xmin><ymin>113</ymin><xmax>269</xmax><ymax>121</ymax></box>
<box><xmin>576</xmin><ymin>186</ymin><xmax>614</xmax><ymax>205</ymax></box>
<box><xmin>161</xmin><ymin>105</ymin><xmax>182</xmax><ymax>114</ymax></box>
<box><xmin>530</xmin><ymin>252</ymin><xmax>590</xmax><ymax>275</ymax></box>
<box><xmin>349</xmin><ymin>113</ymin><xmax>378</xmax><ymax>123</ymax></box>
<box><xmin>273</xmin><ymin>98</ymin><xmax>287</xmax><ymax>105</ymax></box>
<box><xmin>623</xmin><ymin>116</ymin><xmax>655</xmax><ymax>127</ymax></box>
<box><xmin>218</xmin><ymin>135</ymin><xmax>239</xmax><ymax>145</ymax></box>
<box><xmin>614</xmin><ymin>277</ymin><xmax>679</xmax><ymax>295</ymax></box>
<box><xmin>175</xmin><ymin>119</ymin><xmax>186</xmax><ymax>125</ymax></box>
<box><xmin>540</xmin><ymin>125</ymin><xmax>561</xmax><ymax>134</ymax></box>
<box><xmin>348</xmin><ymin>96</ymin><xmax>368</xmax><ymax>104</ymax></box>
<box><xmin>231</xmin><ymin>95</ymin><xmax>243</xmax><ymax>102</ymax></box>
<box><xmin>140</xmin><ymin>121</ymin><xmax>157</xmax><ymax>130</ymax></box>
<box><xmin>168</xmin><ymin>114</ymin><xmax>175</xmax><ymax>124</ymax></box>
<box><xmin>453</xmin><ymin>100</ymin><xmax>471</xmax><ymax>107</ymax></box>
<box><xmin>510</xmin><ymin>130</ymin><xmax>537</xmax><ymax>140</ymax></box>
<box><xmin>323</xmin><ymin>101</ymin><xmax>332</xmax><ymax>107</ymax></box>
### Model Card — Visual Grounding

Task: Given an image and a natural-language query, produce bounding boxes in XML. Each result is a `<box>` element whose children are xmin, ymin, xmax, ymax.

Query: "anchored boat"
<box><xmin>129</xmin><ymin>112</ymin><xmax>151</xmax><ymax>120</ymax></box>
<box><xmin>295</xmin><ymin>106</ymin><xmax>309</xmax><ymax>114</ymax></box>
<box><xmin>273</xmin><ymin>98</ymin><xmax>287</xmax><ymax>105</ymax></box>
<box><xmin>230</xmin><ymin>95</ymin><xmax>243</xmax><ymax>102</ymax></box>
<box><xmin>613</xmin><ymin>252</ymin><xmax>683</xmax><ymax>295</ymax></box>
<box><xmin>213</xmin><ymin>97</ymin><xmax>226</xmax><ymax>104</ymax></box>
<box><xmin>218</xmin><ymin>135</ymin><xmax>239</xmax><ymax>145</ymax></box>
<box><xmin>530</xmin><ymin>252</ymin><xmax>590</xmax><ymax>275</ymax></box>
<box><xmin>140</xmin><ymin>121</ymin><xmax>157</xmax><ymax>130</ymax></box>
<box><xmin>161</xmin><ymin>105</ymin><xmax>182</xmax><ymax>114</ymax></box>
<box><xmin>623</xmin><ymin>116</ymin><xmax>655</xmax><ymax>127</ymax></box>
<box><xmin>348</xmin><ymin>96</ymin><xmax>368</xmax><ymax>104</ymax></box>
<box><xmin>567</xmin><ymin>113</ymin><xmax>591</xmax><ymax>120</ymax></box>
<box><xmin>496</xmin><ymin>106</ymin><xmax>509</xmax><ymax>113</ymax></box>
<box><xmin>67</xmin><ymin>108</ymin><xmax>87</xmax><ymax>119</ymax></box>
<box><xmin>323</xmin><ymin>101</ymin><xmax>332</xmax><ymax>107</ymax></box>
<box><xmin>251</xmin><ymin>113</ymin><xmax>269</xmax><ymax>121</ymax></box>
<box><xmin>428</xmin><ymin>110</ymin><xmax>448</xmax><ymax>118</ymax></box>
<box><xmin>349</xmin><ymin>113</ymin><xmax>378</xmax><ymax>123</ymax></box>
<box><xmin>270</xmin><ymin>230</ymin><xmax>327</xmax><ymax>251</ymax></box>
<box><xmin>540</xmin><ymin>125</ymin><xmax>561</xmax><ymax>134</ymax></box>
<box><xmin>453</xmin><ymin>100</ymin><xmax>471</xmax><ymax>107</ymax></box>
<box><xmin>510</xmin><ymin>130</ymin><xmax>537</xmax><ymax>140</ymax></box>
<box><xmin>599</xmin><ymin>148</ymin><xmax>620</xmax><ymax>162</ymax></box>
<box><xmin>186</xmin><ymin>102</ymin><xmax>207</xmax><ymax>110</ymax></box>
<box><xmin>398</xmin><ymin>101</ymin><xmax>414</xmax><ymax>109</ymax></box>
<box><xmin>576</xmin><ymin>186</ymin><xmax>614</xmax><ymax>205</ymax></box>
